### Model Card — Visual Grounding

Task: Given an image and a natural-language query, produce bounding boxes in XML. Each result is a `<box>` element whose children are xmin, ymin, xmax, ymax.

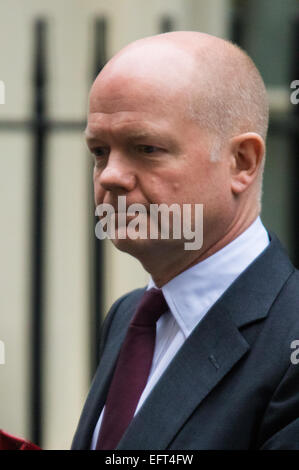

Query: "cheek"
<box><xmin>142</xmin><ymin>173</ymin><xmax>183</xmax><ymax>204</ymax></box>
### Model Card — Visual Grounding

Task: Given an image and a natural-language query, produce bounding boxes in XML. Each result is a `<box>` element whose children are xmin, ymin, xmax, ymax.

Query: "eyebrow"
<box><xmin>84</xmin><ymin>128</ymin><xmax>97</xmax><ymax>141</ymax></box>
<box><xmin>84</xmin><ymin>127</ymin><xmax>169</xmax><ymax>144</ymax></box>
<box><xmin>125</xmin><ymin>130</ymin><xmax>164</xmax><ymax>141</ymax></box>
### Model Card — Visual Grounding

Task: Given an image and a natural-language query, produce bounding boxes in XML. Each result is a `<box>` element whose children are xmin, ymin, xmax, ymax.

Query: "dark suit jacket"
<box><xmin>72</xmin><ymin>233</ymin><xmax>299</xmax><ymax>450</ymax></box>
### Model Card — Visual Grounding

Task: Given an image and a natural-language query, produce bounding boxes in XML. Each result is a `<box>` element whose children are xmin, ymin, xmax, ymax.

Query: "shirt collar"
<box><xmin>148</xmin><ymin>217</ymin><xmax>270</xmax><ymax>338</ymax></box>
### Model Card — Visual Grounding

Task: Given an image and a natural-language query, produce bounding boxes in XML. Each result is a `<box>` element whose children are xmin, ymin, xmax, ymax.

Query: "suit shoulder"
<box><xmin>277</xmin><ymin>267</ymin><xmax>299</xmax><ymax>318</ymax></box>
<box><xmin>98</xmin><ymin>287</ymin><xmax>146</xmax><ymax>358</ymax></box>
<box><xmin>106</xmin><ymin>287</ymin><xmax>147</xmax><ymax>321</ymax></box>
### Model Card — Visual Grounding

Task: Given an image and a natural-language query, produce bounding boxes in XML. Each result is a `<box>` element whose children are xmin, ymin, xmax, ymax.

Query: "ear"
<box><xmin>229</xmin><ymin>132</ymin><xmax>265</xmax><ymax>195</ymax></box>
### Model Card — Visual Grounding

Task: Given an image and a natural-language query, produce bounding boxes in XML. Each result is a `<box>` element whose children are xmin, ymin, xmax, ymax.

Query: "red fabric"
<box><xmin>96</xmin><ymin>288</ymin><xmax>168</xmax><ymax>450</ymax></box>
<box><xmin>0</xmin><ymin>429</ymin><xmax>41</xmax><ymax>450</ymax></box>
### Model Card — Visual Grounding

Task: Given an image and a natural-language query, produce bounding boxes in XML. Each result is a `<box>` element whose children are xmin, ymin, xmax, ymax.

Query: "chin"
<box><xmin>111</xmin><ymin>236</ymin><xmax>155</xmax><ymax>255</ymax></box>
<box><xmin>111</xmin><ymin>235</ymin><xmax>183</xmax><ymax>260</ymax></box>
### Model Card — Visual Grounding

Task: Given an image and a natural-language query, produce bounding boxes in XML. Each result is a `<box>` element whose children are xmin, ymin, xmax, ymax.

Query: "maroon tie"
<box><xmin>96</xmin><ymin>288</ymin><xmax>168</xmax><ymax>450</ymax></box>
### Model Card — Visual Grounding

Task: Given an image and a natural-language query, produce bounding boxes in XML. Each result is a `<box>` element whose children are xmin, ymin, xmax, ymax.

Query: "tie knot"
<box><xmin>131</xmin><ymin>288</ymin><xmax>168</xmax><ymax>327</ymax></box>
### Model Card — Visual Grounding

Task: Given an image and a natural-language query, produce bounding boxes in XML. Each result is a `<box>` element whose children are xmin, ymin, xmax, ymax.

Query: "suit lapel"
<box><xmin>117</xmin><ymin>302</ymin><xmax>249</xmax><ymax>449</ymax></box>
<box><xmin>71</xmin><ymin>289</ymin><xmax>145</xmax><ymax>449</ymax></box>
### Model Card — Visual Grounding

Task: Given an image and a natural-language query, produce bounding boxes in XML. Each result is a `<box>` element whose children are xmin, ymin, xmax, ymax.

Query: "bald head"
<box><xmin>91</xmin><ymin>32</ymin><xmax>269</xmax><ymax>142</ymax></box>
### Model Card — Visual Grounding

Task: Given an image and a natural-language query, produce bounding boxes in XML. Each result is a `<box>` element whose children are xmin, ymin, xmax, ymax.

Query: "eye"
<box><xmin>90</xmin><ymin>147</ymin><xmax>109</xmax><ymax>168</ymax></box>
<box><xmin>92</xmin><ymin>147</ymin><xmax>109</xmax><ymax>157</ymax></box>
<box><xmin>136</xmin><ymin>145</ymin><xmax>162</xmax><ymax>154</ymax></box>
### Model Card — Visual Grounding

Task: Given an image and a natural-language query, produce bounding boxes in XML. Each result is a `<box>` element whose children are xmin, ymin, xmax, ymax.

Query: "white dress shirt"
<box><xmin>91</xmin><ymin>216</ymin><xmax>269</xmax><ymax>449</ymax></box>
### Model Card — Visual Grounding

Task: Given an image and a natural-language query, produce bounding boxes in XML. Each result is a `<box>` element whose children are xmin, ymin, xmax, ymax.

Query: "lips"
<box><xmin>115</xmin><ymin>212</ymin><xmax>149</xmax><ymax>223</ymax></box>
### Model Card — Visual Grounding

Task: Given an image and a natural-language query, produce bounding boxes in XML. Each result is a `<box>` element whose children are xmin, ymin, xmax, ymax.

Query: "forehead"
<box><xmin>89</xmin><ymin>75</ymin><xmax>189</xmax><ymax>117</ymax></box>
<box><xmin>93</xmin><ymin>40</ymin><xmax>197</xmax><ymax>97</ymax></box>
<box><xmin>88</xmin><ymin>42</ymin><xmax>198</xmax><ymax>116</ymax></box>
<box><xmin>85</xmin><ymin>111</ymin><xmax>178</xmax><ymax>145</ymax></box>
<box><xmin>87</xmin><ymin>76</ymin><xmax>193</xmax><ymax>141</ymax></box>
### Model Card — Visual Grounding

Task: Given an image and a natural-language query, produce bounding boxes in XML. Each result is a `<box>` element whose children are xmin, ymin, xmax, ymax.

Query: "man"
<box><xmin>72</xmin><ymin>32</ymin><xmax>299</xmax><ymax>450</ymax></box>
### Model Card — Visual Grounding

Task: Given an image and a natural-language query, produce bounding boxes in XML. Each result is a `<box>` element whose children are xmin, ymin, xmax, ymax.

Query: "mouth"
<box><xmin>115</xmin><ymin>212</ymin><xmax>149</xmax><ymax>223</ymax></box>
<box><xmin>98</xmin><ymin>211</ymin><xmax>148</xmax><ymax>223</ymax></box>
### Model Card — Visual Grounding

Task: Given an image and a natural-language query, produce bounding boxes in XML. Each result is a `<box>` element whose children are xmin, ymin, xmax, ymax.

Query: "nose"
<box><xmin>96</xmin><ymin>153</ymin><xmax>137</xmax><ymax>194</ymax></box>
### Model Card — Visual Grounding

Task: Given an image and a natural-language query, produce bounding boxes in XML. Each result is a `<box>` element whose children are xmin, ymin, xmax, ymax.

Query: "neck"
<box><xmin>143</xmin><ymin>209</ymin><xmax>260</xmax><ymax>287</ymax></box>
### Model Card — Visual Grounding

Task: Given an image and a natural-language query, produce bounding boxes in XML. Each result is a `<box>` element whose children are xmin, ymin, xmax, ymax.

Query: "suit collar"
<box><xmin>218</xmin><ymin>231</ymin><xmax>294</xmax><ymax>328</ymax></box>
<box><xmin>157</xmin><ymin>216</ymin><xmax>269</xmax><ymax>337</ymax></box>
